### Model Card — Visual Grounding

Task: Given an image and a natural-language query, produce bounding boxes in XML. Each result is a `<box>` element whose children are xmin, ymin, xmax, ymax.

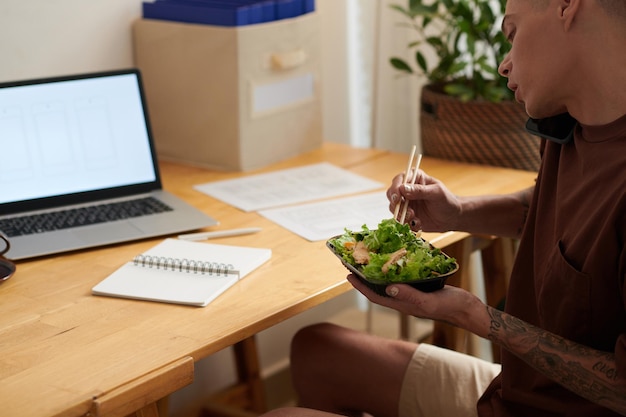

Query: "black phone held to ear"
<box><xmin>525</xmin><ymin>113</ymin><xmax>577</xmax><ymax>144</ymax></box>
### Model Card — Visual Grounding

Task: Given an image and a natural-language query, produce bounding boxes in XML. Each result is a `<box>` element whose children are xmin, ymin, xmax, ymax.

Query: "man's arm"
<box><xmin>357</xmin><ymin>279</ymin><xmax>626</xmax><ymax>416</ymax></box>
<box><xmin>454</xmin><ymin>186</ymin><xmax>534</xmax><ymax>239</ymax></box>
<box><xmin>485</xmin><ymin>306</ymin><xmax>626</xmax><ymax>415</ymax></box>
<box><xmin>395</xmin><ymin>168</ymin><xmax>535</xmax><ymax>239</ymax></box>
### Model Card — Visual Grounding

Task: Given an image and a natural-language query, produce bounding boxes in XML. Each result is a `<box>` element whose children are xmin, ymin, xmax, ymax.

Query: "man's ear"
<box><xmin>558</xmin><ymin>0</ymin><xmax>581</xmax><ymax>31</ymax></box>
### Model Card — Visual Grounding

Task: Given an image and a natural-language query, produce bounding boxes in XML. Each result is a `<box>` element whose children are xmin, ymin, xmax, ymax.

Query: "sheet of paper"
<box><xmin>258</xmin><ymin>192</ymin><xmax>392</xmax><ymax>241</ymax></box>
<box><xmin>194</xmin><ymin>162</ymin><xmax>384</xmax><ymax>212</ymax></box>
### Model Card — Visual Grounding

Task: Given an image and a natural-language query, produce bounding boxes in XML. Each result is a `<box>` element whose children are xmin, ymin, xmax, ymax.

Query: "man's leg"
<box><xmin>289</xmin><ymin>322</ymin><xmax>417</xmax><ymax>417</ymax></box>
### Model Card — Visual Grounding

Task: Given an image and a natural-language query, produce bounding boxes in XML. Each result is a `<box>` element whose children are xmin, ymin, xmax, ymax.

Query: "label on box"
<box><xmin>251</xmin><ymin>73</ymin><xmax>314</xmax><ymax>116</ymax></box>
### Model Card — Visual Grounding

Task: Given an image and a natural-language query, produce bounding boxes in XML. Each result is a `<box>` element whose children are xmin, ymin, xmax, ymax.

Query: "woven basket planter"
<box><xmin>420</xmin><ymin>85</ymin><xmax>540</xmax><ymax>172</ymax></box>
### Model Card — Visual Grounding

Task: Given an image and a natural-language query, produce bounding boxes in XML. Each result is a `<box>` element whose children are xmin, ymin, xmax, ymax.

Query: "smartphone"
<box><xmin>525</xmin><ymin>112</ymin><xmax>577</xmax><ymax>144</ymax></box>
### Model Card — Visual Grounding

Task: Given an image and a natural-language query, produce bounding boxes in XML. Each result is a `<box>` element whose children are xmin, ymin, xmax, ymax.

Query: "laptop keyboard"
<box><xmin>0</xmin><ymin>197</ymin><xmax>173</xmax><ymax>238</ymax></box>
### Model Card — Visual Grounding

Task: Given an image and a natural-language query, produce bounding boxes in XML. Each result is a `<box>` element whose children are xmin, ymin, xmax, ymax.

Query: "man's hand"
<box><xmin>346</xmin><ymin>273</ymin><xmax>486</xmax><ymax>333</ymax></box>
<box><xmin>386</xmin><ymin>171</ymin><xmax>462</xmax><ymax>232</ymax></box>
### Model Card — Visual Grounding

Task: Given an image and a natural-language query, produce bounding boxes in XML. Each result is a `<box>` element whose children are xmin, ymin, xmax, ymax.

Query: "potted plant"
<box><xmin>389</xmin><ymin>0</ymin><xmax>540</xmax><ymax>171</ymax></box>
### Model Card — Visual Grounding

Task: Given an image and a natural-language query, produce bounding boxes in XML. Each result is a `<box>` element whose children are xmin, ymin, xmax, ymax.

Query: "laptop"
<box><xmin>0</xmin><ymin>69</ymin><xmax>218</xmax><ymax>260</ymax></box>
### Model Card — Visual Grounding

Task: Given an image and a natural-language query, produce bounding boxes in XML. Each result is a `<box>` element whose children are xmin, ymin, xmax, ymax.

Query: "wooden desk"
<box><xmin>0</xmin><ymin>143</ymin><xmax>536</xmax><ymax>417</ymax></box>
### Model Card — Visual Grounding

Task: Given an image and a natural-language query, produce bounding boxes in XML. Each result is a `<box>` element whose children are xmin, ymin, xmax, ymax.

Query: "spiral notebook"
<box><xmin>92</xmin><ymin>238</ymin><xmax>272</xmax><ymax>306</ymax></box>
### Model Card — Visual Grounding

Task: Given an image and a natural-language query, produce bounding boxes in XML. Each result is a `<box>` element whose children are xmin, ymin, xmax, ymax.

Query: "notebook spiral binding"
<box><xmin>132</xmin><ymin>254</ymin><xmax>238</xmax><ymax>276</ymax></box>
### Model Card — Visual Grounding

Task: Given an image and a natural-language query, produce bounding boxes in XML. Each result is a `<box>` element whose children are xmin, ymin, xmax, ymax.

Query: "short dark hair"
<box><xmin>522</xmin><ymin>0</ymin><xmax>626</xmax><ymax>18</ymax></box>
<box><xmin>597</xmin><ymin>0</ymin><xmax>626</xmax><ymax>18</ymax></box>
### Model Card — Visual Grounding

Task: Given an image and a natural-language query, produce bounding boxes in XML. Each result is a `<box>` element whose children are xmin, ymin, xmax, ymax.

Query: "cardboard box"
<box><xmin>133</xmin><ymin>13</ymin><xmax>322</xmax><ymax>171</ymax></box>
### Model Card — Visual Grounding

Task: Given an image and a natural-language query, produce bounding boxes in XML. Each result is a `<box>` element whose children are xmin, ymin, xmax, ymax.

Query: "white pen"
<box><xmin>177</xmin><ymin>227</ymin><xmax>262</xmax><ymax>241</ymax></box>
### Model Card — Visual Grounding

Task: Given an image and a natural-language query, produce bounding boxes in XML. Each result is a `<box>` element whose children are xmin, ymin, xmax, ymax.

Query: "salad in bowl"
<box><xmin>327</xmin><ymin>219</ymin><xmax>458</xmax><ymax>295</ymax></box>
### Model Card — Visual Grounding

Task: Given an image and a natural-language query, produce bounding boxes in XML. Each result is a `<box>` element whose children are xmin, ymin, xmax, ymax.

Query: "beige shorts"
<box><xmin>399</xmin><ymin>344</ymin><xmax>501</xmax><ymax>417</ymax></box>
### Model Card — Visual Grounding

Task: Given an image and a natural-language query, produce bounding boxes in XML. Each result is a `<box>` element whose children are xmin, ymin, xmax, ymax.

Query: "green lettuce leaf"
<box><xmin>329</xmin><ymin>218</ymin><xmax>456</xmax><ymax>283</ymax></box>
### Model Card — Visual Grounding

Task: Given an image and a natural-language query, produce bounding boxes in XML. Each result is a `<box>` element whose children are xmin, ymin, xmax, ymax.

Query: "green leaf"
<box><xmin>467</xmin><ymin>33</ymin><xmax>476</xmax><ymax>55</ymax></box>
<box><xmin>486</xmin><ymin>85</ymin><xmax>515</xmax><ymax>102</ymax></box>
<box><xmin>416</xmin><ymin>52</ymin><xmax>428</xmax><ymax>73</ymax></box>
<box><xmin>452</xmin><ymin>31</ymin><xmax>463</xmax><ymax>55</ymax></box>
<box><xmin>425</xmin><ymin>3</ymin><xmax>439</xmax><ymax>14</ymax></box>
<box><xmin>448</xmin><ymin>61</ymin><xmax>467</xmax><ymax>75</ymax></box>
<box><xmin>387</xmin><ymin>0</ymin><xmax>513</xmax><ymax>103</ymax></box>
<box><xmin>409</xmin><ymin>0</ymin><xmax>422</xmax><ymax>9</ymax></box>
<box><xmin>479</xmin><ymin>1</ymin><xmax>495</xmax><ymax>23</ymax></box>
<box><xmin>441</xmin><ymin>0</ymin><xmax>454</xmax><ymax>10</ymax></box>
<box><xmin>389</xmin><ymin>5</ymin><xmax>412</xmax><ymax>19</ymax></box>
<box><xmin>457</xmin><ymin>19</ymin><xmax>471</xmax><ymax>35</ymax></box>
<box><xmin>455</xmin><ymin>1</ymin><xmax>473</xmax><ymax>22</ymax></box>
<box><xmin>408</xmin><ymin>3</ymin><xmax>438</xmax><ymax>17</ymax></box>
<box><xmin>426</xmin><ymin>36</ymin><xmax>444</xmax><ymax>48</ymax></box>
<box><xmin>444</xmin><ymin>83</ymin><xmax>475</xmax><ymax>101</ymax></box>
<box><xmin>390</xmin><ymin>57</ymin><xmax>413</xmax><ymax>74</ymax></box>
<box><xmin>478</xmin><ymin>58</ymin><xmax>499</xmax><ymax>77</ymax></box>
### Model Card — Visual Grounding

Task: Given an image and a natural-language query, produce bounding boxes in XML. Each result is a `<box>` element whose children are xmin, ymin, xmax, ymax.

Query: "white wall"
<box><xmin>0</xmin><ymin>0</ymin><xmax>139</xmax><ymax>81</ymax></box>
<box><xmin>0</xmin><ymin>0</ymin><xmax>354</xmax><ymax>146</ymax></box>
<box><xmin>0</xmin><ymin>0</ymin><xmax>421</xmax><ymax>153</ymax></box>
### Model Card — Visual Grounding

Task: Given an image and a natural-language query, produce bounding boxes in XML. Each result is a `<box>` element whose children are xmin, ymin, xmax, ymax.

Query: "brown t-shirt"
<box><xmin>477</xmin><ymin>115</ymin><xmax>626</xmax><ymax>416</ymax></box>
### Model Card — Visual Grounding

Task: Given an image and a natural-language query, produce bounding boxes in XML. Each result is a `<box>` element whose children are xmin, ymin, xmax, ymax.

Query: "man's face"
<box><xmin>499</xmin><ymin>0</ymin><xmax>571</xmax><ymax>119</ymax></box>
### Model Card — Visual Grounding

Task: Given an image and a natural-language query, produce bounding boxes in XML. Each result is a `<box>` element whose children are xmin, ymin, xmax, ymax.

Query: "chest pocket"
<box><xmin>536</xmin><ymin>240</ymin><xmax>592</xmax><ymax>343</ymax></box>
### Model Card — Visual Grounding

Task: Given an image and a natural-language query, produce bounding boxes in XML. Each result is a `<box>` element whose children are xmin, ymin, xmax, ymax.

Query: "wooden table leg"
<box><xmin>480</xmin><ymin>237</ymin><xmax>516</xmax><ymax>363</ymax></box>
<box><xmin>202</xmin><ymin>335</ymin><xmax>267</xmax><ymax>417</ymax></box>
<box><xmin>399</xmin><ymin>312</ymin><xmax>411</xmax><ymax>340</ymax></box>
<box><xmin>233</xmin><ymin>336</ymin><xmax>266</xmax><ymax>413</ymax></box>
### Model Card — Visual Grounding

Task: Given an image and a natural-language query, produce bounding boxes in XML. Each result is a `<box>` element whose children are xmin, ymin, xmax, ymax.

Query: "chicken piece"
<box><xmin>352</xmin><ymin>241</ymin><xmax>371</xmax><ymax>265</ymax></box>
<box><xmin>381</xmin><ymin>248</ymin><xmax>407</xmax><ymax>274</ymax></box>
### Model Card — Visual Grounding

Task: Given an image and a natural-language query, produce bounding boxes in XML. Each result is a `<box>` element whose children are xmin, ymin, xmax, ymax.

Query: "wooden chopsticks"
<box><xmin>394</xmin><ymin>145</ymin><xmax>422</xmax><ymax>224</ymax></box>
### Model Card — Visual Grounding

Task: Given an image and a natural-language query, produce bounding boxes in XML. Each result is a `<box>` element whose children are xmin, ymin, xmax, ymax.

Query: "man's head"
<box><xmin>498</xmin><ymin>0</ymin><xmax>626</xmax><ymax>124</ymax></box>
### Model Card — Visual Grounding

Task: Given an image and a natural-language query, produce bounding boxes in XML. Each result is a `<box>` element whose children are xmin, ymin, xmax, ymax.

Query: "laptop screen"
<box><xmin>0</xmin><ymin>69</ymin><xmax>161</xmax><ymax>213</ymax></box>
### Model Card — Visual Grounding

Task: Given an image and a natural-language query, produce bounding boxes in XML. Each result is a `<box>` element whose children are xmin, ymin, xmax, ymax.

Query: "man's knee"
<box><xmin>291</xmin><ymin>322</ymin><xmax>340</xmax><ymax>360</ymax></box>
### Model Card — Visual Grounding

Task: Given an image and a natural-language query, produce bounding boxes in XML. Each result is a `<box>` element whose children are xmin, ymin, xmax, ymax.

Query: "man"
<box><xmin>260</xmin><ymin>0</ymin><xmax>626</xmax><ymax>415</ymax></box>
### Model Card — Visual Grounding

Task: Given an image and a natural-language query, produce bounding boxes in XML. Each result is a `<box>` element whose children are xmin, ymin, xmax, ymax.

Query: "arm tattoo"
<box><xmin>486</xmin><ymin>306</ymin><xmax>626</xmax><ymax>415</ymax></box>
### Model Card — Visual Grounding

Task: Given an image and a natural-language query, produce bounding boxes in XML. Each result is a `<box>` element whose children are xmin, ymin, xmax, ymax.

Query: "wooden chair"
<box><xmin>90</xmin><ymin>356</ymin><xmax>194</xmax><ymax>417</ymax></box>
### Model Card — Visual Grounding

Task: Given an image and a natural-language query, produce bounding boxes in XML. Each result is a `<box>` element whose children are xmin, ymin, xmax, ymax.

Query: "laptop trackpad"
<box><xmin>72</xmin><ymin>221</ymin><xmax>145</xmax><ymax>245</ymax></box>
